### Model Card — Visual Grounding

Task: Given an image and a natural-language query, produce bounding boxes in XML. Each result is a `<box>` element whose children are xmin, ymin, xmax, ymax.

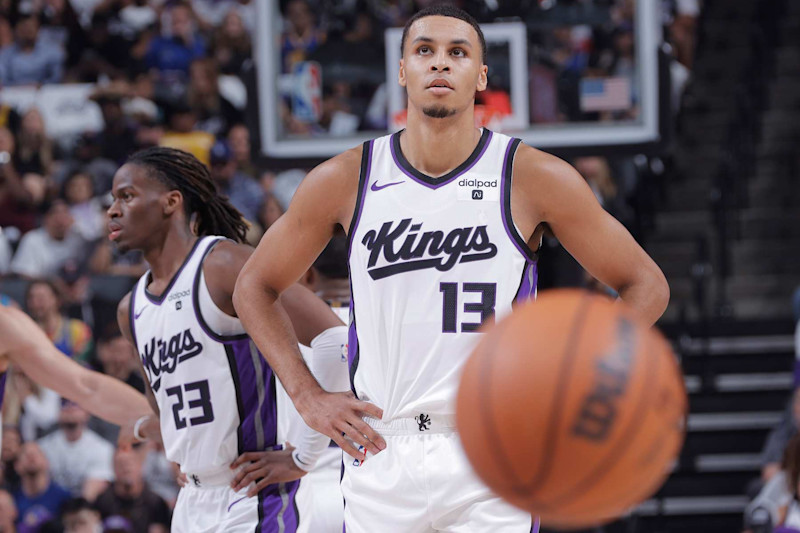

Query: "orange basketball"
<box><xmin>456</xmin><ymin>289</ymin><xmax>687</xmax><ymax>530</ymax></box>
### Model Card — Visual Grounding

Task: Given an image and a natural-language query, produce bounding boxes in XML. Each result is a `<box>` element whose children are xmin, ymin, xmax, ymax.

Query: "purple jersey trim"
<box><xmin>142</xmin><ymin>237</ymin><xmax>205</xmax><ymax>305</ymax></box>
<box><xmin>0</xmin><ymin>372</ymin><xmax>6</xmax><ymax>410</ymax></box>
<box><xmin>389</xmin><ymin>129</ymin><xmax>493</xmax><ymax>190</ymax></box>
<box><xmin>257</xmin><ymin>479</ymin><xmax>301</xmax><ymax>532</ymax></box>
<box><xmin>346</xmin><ymin>140</ymin><xmax>375</xmax><ymax>260</ymax></box>
<box><xmin>499</xmin><ymin>137</ymin><xmax>537</xmax><ymax>262</ymax></box>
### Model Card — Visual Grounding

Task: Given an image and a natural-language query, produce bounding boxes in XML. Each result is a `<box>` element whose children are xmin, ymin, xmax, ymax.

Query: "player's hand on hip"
<box><xmin>299</xmin><ymin>389</ymin><xmax>386</xmax><ymax>459</ymax></box>
<box><xmin>230</xmin><ymin>446</ymin><xmax>307</xmax><ymax>497</ymax></box>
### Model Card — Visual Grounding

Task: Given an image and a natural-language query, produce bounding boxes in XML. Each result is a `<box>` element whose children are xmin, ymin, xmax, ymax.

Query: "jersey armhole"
<box><xmin>191</xmin><ymin>238</ymin><xmax>248</xmax><ymax>342</ymax></box>
<box><xmin>501</xmin><ymin>138</ymin><xmax>539</xmax><ymax>262</ymax></box>
<box><xmin>346</xmin><ymin>140</ymin><xmax>374</xmax><ymax>259</ymax></box>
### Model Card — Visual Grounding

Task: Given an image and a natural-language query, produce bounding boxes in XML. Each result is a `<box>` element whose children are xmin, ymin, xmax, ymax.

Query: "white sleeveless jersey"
<box><xmin>347</xmin><ymin>129</ymin><xmax>538</xmax><ymax>421</ymax></box>
<box><xmin>130</xmin><ymin>236</ymin><xmax>278</xmax><ymax>473</ymax></box>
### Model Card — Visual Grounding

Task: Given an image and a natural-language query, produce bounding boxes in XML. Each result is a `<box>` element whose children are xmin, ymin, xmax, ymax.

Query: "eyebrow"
<box><xmin>412</xmin><ymin>37</ymin><xmax>473</xmax><ymax>48</ymax></box>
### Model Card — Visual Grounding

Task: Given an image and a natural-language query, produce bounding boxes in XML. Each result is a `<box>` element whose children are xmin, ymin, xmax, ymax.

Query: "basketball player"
<box><xmin>233</xmin><ymin>6</ymin><xmax>669</xmax><ymax>532</ymax></box>
<box><xmin>290</xmin><ymin>234</ymin><xmax>351</xmax><ymax>532</ymax></box>
<box><xmin>108</xmin><ymin>147</ymin><xmax>349</xmax><ymax>532</ymax></box>
<box><xmin>0</xmin><ymin>305</ymin><xmax>158</xmax><ymax>448</ymax></box>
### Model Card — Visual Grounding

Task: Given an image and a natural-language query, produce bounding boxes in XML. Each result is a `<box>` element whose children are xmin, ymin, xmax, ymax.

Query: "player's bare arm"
<box><xmin>513</xmin><ymin>145</ymin><xmax>669</xmax><ymax>326</ymax></box>
<box><xmin>0</xmin><ymin>306</ymin><xmax>158</xmax><ymax>440</ymax></box>
<box><xmin>203</xmin><ymin>240</ymin><xmax>343</xmax><ymax>344</ymax></box>
<box><xmin>234</xmin><ymin>146</ymin><xmax>386</xmax><ymax>459</ymax></box>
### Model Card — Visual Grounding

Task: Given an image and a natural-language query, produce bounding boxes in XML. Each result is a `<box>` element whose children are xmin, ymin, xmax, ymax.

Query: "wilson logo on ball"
<box><xmin>571</xmin><ymin>318</ymin><xmax>636</xmax><ymax>442</ymax></box>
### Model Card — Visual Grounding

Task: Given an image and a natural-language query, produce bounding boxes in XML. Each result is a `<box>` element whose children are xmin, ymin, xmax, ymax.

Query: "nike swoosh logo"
<box><xmin>371</xmin><ymin>180</ymin><xmax>404</xmax><ymax>191</ymax></box>
<box><xmin>134</xmin><ymin>308</ymin><xmax>146</xmax><ymax>319</ymax></box>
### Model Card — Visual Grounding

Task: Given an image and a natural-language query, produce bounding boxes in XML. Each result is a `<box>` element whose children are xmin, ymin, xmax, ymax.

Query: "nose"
<box><xmin>107</xmin><ymin>198</ymin><xmax>120</xmax><ymax>218</ymax></box>
<box><xmin>430</xmin><ymin>50</ymin><xmax>450</xmax><ymax>72</ymax></box>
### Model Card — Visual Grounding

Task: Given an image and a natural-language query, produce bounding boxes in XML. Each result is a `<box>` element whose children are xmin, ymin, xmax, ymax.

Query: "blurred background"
<box><xmin>0</xmin><ymin>0</ymin><xmax>798</xmax><ymax>532</ymax></box>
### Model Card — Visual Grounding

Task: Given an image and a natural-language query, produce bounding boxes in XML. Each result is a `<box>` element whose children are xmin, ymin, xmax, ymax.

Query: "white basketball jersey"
<box><xmin>130</xmin><ymin>236</ymin><xmax>278</xmax><ymax>473</ymax></box>
<box><xmin>347</xmin><ymin>129</ymin><xmax>538</xmax><ymax>421</ymax></box>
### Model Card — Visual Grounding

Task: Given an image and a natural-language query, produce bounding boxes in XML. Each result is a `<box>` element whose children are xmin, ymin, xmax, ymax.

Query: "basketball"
<box><xmin>456</xmin><ymin>289</ymin><xmax>687</xmax><ymax>530</ymax></box>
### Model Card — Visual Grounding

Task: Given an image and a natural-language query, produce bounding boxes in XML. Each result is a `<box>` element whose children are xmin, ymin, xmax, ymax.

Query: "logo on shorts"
<box><xmin>191</xmin><ymin>474</ymin><xmax>201</xmax><ymax>487</ymax></box>
<box><xmin>352</xmin><ymin>445</ymin><xmax>366</xmax><ymax>467</ymax></box>
<box><xmin>415</xmin><ymin>413</ymin><xmax>431</xmax><ymax>431</ymax></box>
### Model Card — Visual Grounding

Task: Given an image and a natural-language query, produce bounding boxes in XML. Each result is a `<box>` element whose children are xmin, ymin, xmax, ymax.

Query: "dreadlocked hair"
<box><xmin>127</xmin><ymin>146</ymin><xmax>249</xmax><ymax>243</ymax></box>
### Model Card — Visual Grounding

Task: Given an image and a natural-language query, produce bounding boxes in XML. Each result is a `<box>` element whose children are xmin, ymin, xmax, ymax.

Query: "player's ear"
<box><xmin>163</xmin><ymin>190</ymin><xmax>183</xmax><ymax>216</ymax></box>
<box><xmin>476</xmin><ymin>64</ymin><xmax>488</xmax><ymax>92</ymax></box>
<box><xmin>398</xmin><ymin>59</ymin><xmax>407</xmax><ymax>88</ymax></box>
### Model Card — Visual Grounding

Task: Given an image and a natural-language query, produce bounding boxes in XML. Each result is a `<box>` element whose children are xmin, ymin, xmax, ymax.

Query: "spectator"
<box><xmin>14</xmin><ymin>107</ymin><xmax>54</xmax><ymax>179</ymax></box>
<box><xmin>0</xmin><ymin>227</ymin><xmax>11</xmax><ymax>274</ymax></box>
<box><xmin>192</xmin><ymin>0</ymin><xmax>254</xmax><ymax>33</ymax></box>
<box><xmin>1</xmin><ymin>424</ymin><xmax>22</xmax><ymax>491</ymax></box>
<box><xmin>145</xmin><ymin>3</ymin><xmax>207</xmax><ymax>79</ymax></box>
<box><xmin>38</xmin><ymin>402</ymin><xmax>114</xmax><ymax>501</ymax></box>
<box><xmin>6</xmin><ymin>370</ymin><xmax>62</xmax><ymax>442</ymax></box>
<box><xmin>87</xmin><ymin>238</ymin><xmax>147</xmax><ymax>278</ymax></box>
<box><xmin>772</xmin><ymin>435</ymin><xmax>800</xmax><ymax>532</ymax></box>
<box><xmin>159</xmin><ymin>103</ymin><xmax>214</xmax><ymax>166</ymax></box>
<box><xmin>38</xmin><ymin>0</ymin><xmax>85</xmax><ymax>69</ymax></box>
<box><xmin>574</xmin><ymin>156</ymin><xmax>631</xmax><ymax>225</ymax></box>
<box><xmin>87</xmin><ymin>85</ymin><xmax>140</xmax><ymax>167</ymax></box>
<box><xmin>86</xmin><ymin>323</ymin><xmax>146</xmax><ymax>441</ymax></box>
<box><xmin>0</xmin><ymin>488</ymin><xmax>17</xmax><ymax>531</ymax></box>
<box><xmin>60</xmin><ymin>497</ymin><xmax>103</xmax><ymax>533</ymax></box>
<box><xmin>12</xmin><ymin>442</ymin><xmax>70</xmax><ymax>527</ymax></box>
<box><xmin>10</xmin><ymin>200</ymin><xmax>88</xmax><ymax>279</ymax></box>
<box><xmin>0</xmin><ymin>13</ymin><xmax>64</xmax><ymax>85</ymax></box>
<box><xmin>210</xmin><ymin>9</ymin><xmax>251</xmax><ymax>75</ymax></box>
<box><xmin>24</xmin><ymin>279</ymin><xmax>93</xmax><ymax>362</ymax></box>
<box><xmin>93</xmin><ymin>325</ymin><xmax>144</xmax><ymax>394</ymax></box>
<box><xmin>226</xmin><ymin>123</ymin><xmax>253</xmax><ymax>176</ymax></box>
<box><xmin>61</xmin><ymin>171</ymin><xmax>106</xmax><ymax>242</ymax></box>
<box><xmin>187</xmin><ymin>58</ymin><xmax>241</xmax><ymax>136</ymax></box>
<box><xmin>280</xmin><ymin>0</ymin><xmax>326</xmax><ymax>74</ymax></box>
<box><xmin>141</xmin><ymin>444</ymin><xmax>179</xmax><ymax>509</ymax></box>
<box><xmin>71</xmin><ymin>11</ymin><xmax>134</xmax><ymax>82</ymax></box>
<box><xmin>762</xmin><ymin>389</ymin><xmax>800</xmax><ymax>483</ymax></box>
<box><xmin>209</xmin><ymin>140</ymin><xmax>263</xmax><ymax>223</ymax></box>
<box><xmin>94</xmin><ymin>446</ymin><xmax>171</xmax><ymax>533</ymax></box>
<box><xmin>0</xmin><ymin>127</ymin><xmax>47</xmax><ymax>235</ymax></box>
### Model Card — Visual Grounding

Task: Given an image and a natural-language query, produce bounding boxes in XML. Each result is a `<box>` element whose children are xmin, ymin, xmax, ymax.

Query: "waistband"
<box><xmin>364</xmin><ymin>414</ymin><xmax>457</xmax><ymax>436</ymax></box>
<box><xmin>183</xmin><ymin>444</ymin><xmax>283</xmax><ymax>488</ymax></box>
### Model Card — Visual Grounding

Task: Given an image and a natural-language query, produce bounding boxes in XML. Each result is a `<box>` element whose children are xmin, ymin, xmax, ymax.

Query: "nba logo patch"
<box><xmin>352</xmin><ymin>445</ymin><xmax>366</xmax><ymax>467</ymax></box>
<box><xmin>472</xmin><ymin>190</ymin><xmax>483</xmax><ymax>200</ymax></box>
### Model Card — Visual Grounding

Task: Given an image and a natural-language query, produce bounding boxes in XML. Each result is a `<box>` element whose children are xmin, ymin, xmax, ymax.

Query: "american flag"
<box><xmin>580</xmin><ymin>77</ymin><xmax>632</xmax><ymax>112</ymax></box>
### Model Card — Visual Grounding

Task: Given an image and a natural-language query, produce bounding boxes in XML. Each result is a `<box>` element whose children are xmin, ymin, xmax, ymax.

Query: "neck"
<box><xmin>21</xmin><ymin>472</ymin><xmax>49</xmax><ymax>496</ymax></box>
<box><xmin>401</xmin><ymin>105</ymin><xmax>481</xmax><ymax>177</ymax></box>
<box><xmin>40</xmin><ymin>313</ymin><xmax>62</xmax><ymax>337</ymax></box>
<box><xmin>115</xmin><ymin>479</ymin><xmax>143</xmax><ymax>499</ymax></box>
<box><xmin>143</xmin><ymin>227</ymin><xmax>197</xmax><ymax>284</ymax></box>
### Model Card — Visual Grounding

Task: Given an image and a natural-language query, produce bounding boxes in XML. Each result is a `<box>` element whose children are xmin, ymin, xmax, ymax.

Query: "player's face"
<box><xmin>107</xmin><ymin>163</ymin><xmax>174</xmax><ymax>253</ymax></box>
<box><xmin>399</xmin><ymin>16</ymin><xmax>487</xmax><ymax>119</ymax></box>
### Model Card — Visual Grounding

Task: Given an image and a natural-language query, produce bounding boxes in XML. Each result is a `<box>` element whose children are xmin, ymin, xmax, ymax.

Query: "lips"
<box><xmin>108</xmin><ymin>222</ymin><xmax>122</xmax><ymax>241</ymax></box>
<box><xmin>427</xmin><ymin>78</ymin><xmax>453</xmax><ymax>90</ymax></box>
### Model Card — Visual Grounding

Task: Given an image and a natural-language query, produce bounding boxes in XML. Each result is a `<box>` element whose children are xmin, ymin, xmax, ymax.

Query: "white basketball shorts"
<box><xmin>341</xmin><ymin>415</ymin><xmax>535</xmax><ymax>532</ymax></box>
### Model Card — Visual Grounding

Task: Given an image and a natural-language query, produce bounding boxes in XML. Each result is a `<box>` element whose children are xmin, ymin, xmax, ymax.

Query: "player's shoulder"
<box><xmin>305</xmin><ymin>144</ymin><xmax>363</xmax><ymax>185</ymax></box>
<box><xmin>203</xmin><ymin>239</ymin><xmax>253</xmax><ymax>278</ymax></box>
<box><xmin>513</xmin><ymin>143</ymin><xmax>576</xmax><ymax>179</ymax></box>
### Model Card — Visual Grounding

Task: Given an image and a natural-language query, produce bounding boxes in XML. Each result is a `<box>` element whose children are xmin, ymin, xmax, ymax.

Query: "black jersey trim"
<box><xmin>346</xmin><ymin>140</ymin><xmax>374</xmax><ymax>259</ymax></box>
<box><xmin>143</xmin><ymin>237</ymin><xmax>205</xmax><ymax>305</ymax></box>
<box><xmin>501</xmin><ymin>138</ymin><xmax>538</xmax><ymax>262</ymax></box>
